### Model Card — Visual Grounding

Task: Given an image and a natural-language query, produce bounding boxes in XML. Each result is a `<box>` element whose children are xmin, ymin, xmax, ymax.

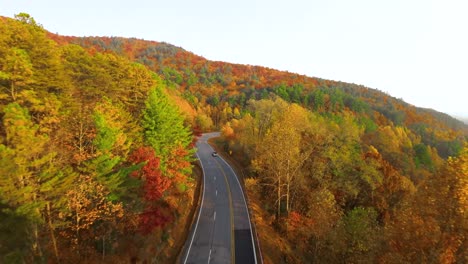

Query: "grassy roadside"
<box><xmin>208</xmin><ymin>137</ymin><xmax>295</xmax><ymax>264</ymax></box>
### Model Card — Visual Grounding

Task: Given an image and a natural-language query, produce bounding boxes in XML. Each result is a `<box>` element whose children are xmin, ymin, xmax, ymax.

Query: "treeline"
<box><xmin>2</xmin><ymin>12</ymin><xmax>467</xmax><ymax>263</ymax></box>
<box><xmin>53</xmin><ymin>35</ymin><xmax>467</xmax><ymax>160</ymax></box>
<box><xmin>220</xmin><ymin>84</ymin><xmax>465</xmax><ymax>159</ymax></box>
<box><xmin>47</xmin><ymin>22</ymin><xmax>467</xmax><ymax>263</ymax></box>
<box><xmin>221</xmin><ymin>97</ymin><xmax>467</xmax><ymax>263</ymax></box>
<box><xmin>0</xmin><ymin>14</ymin><xmax>195</xmax><ymax>263</ymax></box>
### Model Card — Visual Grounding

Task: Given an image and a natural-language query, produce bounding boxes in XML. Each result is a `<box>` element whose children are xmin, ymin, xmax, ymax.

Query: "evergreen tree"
<box><xmin>0</xmin><ymin>103</ymin><xmax>72</xmax><ymax>261</ymax></box>
<box><xmin>82</xmin><ymin>99</ymin><xmax>140</xmax><ymax>201</ymax></box>
<box><xmin>142</xmin><ymin>82</ymin><xmax>194</xmax><ymax>179</ymax></box>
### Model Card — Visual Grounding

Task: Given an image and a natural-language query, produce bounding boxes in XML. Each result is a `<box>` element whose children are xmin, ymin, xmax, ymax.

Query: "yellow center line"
<box><xmin>214</xmin><ymin>158</ymin><xmax>235</xmax><ymax>264</ymax></box>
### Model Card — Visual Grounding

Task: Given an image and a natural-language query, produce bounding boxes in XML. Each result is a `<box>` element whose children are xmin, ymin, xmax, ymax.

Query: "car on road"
<box><xmin>212</xmin><ymin>151</ymin><xmax>218</xmax><ymax>157</ymax></box>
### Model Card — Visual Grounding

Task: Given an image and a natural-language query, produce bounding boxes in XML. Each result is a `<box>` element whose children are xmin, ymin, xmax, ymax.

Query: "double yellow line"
<box><xmin>214</xmin><ymin>159</ymin><xmax>235</xmax><ymax>264</ymax></box>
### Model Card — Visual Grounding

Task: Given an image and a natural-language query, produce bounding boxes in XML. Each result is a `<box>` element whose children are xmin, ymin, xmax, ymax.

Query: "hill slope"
<box><xmin>0</xmin><ymin>14</ymin><xmax>197</xmax><ymax>263</ymax></box>
<box><xmin>1</xmin><ymin>14</ymin><xmax>466</xmax><ymax>263</ymax></box>
<box><xmin>48</xmin><ymin>34</ymin><xmax>467</xmax><ymax>158</ymax></box>
<box><xmin>50</xmin><ymin>35</ymin><xmax>468</xmax><ymax>263</ymax></box>
<box><xmin>47</xmin><ymin>33</ymin><xmax>468</xmax><ymax>263</ymax></box>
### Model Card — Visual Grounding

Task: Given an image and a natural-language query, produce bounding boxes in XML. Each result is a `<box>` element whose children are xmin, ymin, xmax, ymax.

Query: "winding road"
<box><xmin>180</xmin><ymin>132</ymin><xmax>257</xmax><ymax>264</ymax></box>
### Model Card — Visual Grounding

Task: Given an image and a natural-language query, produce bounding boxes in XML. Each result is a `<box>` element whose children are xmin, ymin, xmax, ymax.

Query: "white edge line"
<box><xmin>217</xmin><ymin>155</ymin><xmax>259</xmax><ymax>264</ymax></box>
<box><xmin>183</xmin><ymin>148</ymin><xmax>207</xmax><ymax>264</ymax></box>
<box><xmin>208</xmin><ymin>249</ymin><xmax>212</xmax><ymax>264</ymax></box>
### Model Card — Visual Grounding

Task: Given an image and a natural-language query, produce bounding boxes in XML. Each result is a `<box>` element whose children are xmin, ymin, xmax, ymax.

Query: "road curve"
<box><xmin>181</xmin><ymin>132</ymin><xmax>257</xmax><ymax>264</ymax></box>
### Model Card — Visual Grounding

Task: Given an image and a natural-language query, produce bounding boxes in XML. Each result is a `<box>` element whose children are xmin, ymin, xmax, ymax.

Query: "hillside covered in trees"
<box><xmin>1</xmin><ymin>13</ymin><xmax>467</xmax><ymax>263</ymax></box>
<box><xmin>223</xmin><ymin>98</ymin><xmax>467</xmax><ymax>263</ymax></box>
<box><xmin>50</xmin><ymin>32</ymin><xmax>467</xmax><ymax>159</ymax></box>
<box><xmin>0</xmin><ymin>14</ymin><xmax>197</xmax><ymax>263</ymax></box>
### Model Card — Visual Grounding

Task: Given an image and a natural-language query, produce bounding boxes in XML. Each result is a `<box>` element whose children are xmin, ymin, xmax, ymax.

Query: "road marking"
<box><xmin>214</xmin><ymin>159</ymin><xmax>236</xmax><ymax>264</ymax></box>
<box><xmin>185</xmin><ymin>133</ymin><xmax>244</xmax><ymax>264</ymax></box>
<box><xmin>183</xmin><ymin>152</ymin><xmax>207</xmax><ymax>264</ymax></box>
<box><xmin>216</xmin><ymin>189</ymin><xmax>217</xmax><ymax>196</ymax></box>
<box><xmin>214</xmin><ymin>211</ymin><xmax>216</xmax><ymax>221</ymax></box>
<box><xmin>218</xmin><ymin>155</ymin><xmax>259</xmax><ymax>264</ymax></box>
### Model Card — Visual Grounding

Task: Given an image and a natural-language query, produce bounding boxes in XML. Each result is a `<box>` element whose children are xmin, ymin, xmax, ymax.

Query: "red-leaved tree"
<box><xmin>129</xmin><ymin>146</ymin><xmax>171</xmax><ymax>201</ymax></box>
<box><xmin>129</xmin><ymin>146</ymin><xmax>172</xmax><ymax>233</ymax></box>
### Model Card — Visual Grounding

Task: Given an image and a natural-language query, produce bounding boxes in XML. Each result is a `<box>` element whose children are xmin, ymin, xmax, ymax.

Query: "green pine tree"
<box><xmin>141</xmin><ymin>82</ymin><xmax>194</xmax><ymax>182</ymax></box>
<box><xmin>142</xmin><ymin>83</ymin><xmax>193</xmax><ymax>158</ymax></box>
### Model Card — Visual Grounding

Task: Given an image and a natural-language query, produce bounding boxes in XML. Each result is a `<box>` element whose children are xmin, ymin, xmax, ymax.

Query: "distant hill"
<box><xmin>49</xmin><ymin>35</ymin><xmax>467</xmax><ymax>128</ymax></box>
<box><xmin>455</xmin><ymin>116</ymin><xmax>468</xmax><ymax>125</ymax></box>
<box><xmin>1</xmin><ymin>14</ymin><xmax>467</xmax><ymax>263</ymax></box>
<box><xmin>46</xmin><ymin>34</ymin><xmax>467</xmax><ymax>157</ymax></box>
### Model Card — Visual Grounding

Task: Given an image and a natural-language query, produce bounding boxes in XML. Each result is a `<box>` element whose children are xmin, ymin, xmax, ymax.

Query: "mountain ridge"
<box><xmin>1</xmin><ymin>14</ymin><xmax>466</xmax><ymax>132</ymax></box>
<box><xmin>1</xmin><ymin>13</ymin><xmax>467</xmax><ymax>263</ymax></box>
<box><xmin>46</xmin><ymin>34</ymin><xmax>467</xmax><ymax>135</ymax></box>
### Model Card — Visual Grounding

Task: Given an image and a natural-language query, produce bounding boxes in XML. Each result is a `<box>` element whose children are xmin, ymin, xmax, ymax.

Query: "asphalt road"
<box><xmin>181</xmin><ymin>132</ymin><xmax>257</xmax><ymax>264</ymax></box>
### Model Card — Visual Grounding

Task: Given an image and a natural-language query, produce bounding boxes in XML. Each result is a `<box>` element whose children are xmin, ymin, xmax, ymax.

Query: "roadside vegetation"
<box><xmin>0</xmin><ymin>14</ymin><xmax>196</xmax><ymax>263</ymax></box>
<box><xmin>220</xmin><ymin>98</ymin><xmax>466</xmax><ymax>263</ymax></box>
<box><xmin>1</xmin><ymin>13</ymin><xmax>466</xmax><ymax>263</ymax></box>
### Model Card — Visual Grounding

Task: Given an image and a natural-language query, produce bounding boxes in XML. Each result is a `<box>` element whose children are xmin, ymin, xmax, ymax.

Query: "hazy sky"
<box><xmin>1</xmin><ymin>0</ymin><xmax>467</xmax><ymax>117</ymax></box>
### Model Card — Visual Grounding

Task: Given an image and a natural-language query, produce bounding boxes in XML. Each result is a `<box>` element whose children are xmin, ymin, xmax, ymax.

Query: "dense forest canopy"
<box><xmin>223</xmin><ymin>97</ymin><xmax>466</xmax><ymax>262</ymax></box>
<box><xmin>1</xmin><ymin>13</ymin><xmax>467</xmax><ymax>263</ymax></box>
<box><xmin>0</xmin><ymin>14</ymin><xmax>195</xmax><ymax>263</ymax></box>
<box><xmin>48</xmin><ymin>33</ymin><xmax>467</xmax><ymax>158</ymax></box>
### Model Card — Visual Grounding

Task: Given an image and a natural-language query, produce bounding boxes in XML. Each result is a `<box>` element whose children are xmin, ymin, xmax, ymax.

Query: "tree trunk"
<box><xmin>78</xmin><ymin>120</ymin><xmax>84</xmax><ymax>164</ymax></box>
<box><xmin>102</xmin><ymin>236</ymin><xmax>105</xmax><ymax>260</ymax></box>
<box><xmin>286</xmin><ymin>176</ymin><xmax>290</xmax><ymax>214</ymax></box>
<box><xmin>76</xmin><ymin>209</ymin><xmax>80</xmax><ymax>257</ymax></box>
<box><xmin>286</xmin><ymin>159</ymin><xmax>290</xmax><ymax>214</ymax></box>
<box><xmin>33</xmin><ymin>222</ymin><xmax>43</xmax><ymax>259</ymax></box>
<box><xmin>47</xmin><ymin>202</ymin><xmax>60</xmax><ymax>263</ymax></box>
<box><xmin>32</xmin><ymin>192</ymin><xmax>43</xmax><ymax>259</ymax></box>
<box><xmin>10</xmin><ymin>81</ymin><xmax>17</xmax><ymax>101</ymax></box>
<box><xmin>277</xmin><ymin>174</ymin><xmax>281</xmax><ymax>220</ymax></box>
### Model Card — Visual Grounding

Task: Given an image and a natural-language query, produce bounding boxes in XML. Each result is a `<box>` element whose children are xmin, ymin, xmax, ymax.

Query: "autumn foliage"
<box><xmin>130</xmin><ymin>147</ymin><xmax>170</xmax><ymax>201</ymax></box>
<box><xmin>1</xmin><ymin>12</ymin><xmax>467</xmax><ymax>263</ymax></box>
<box><xmin>128</xmin><ymin>146</ymin><xmax>172</xmax><ymax>233</ymax></box>
<box><xmin>0</xmin><ymin>14</ymin><xmax>194</xmax><ymax>263</ymax></box>
<box><xmin>225</xmin><ymin>98</ymin><xmax>466</xmax><ymax>263</ymax></box>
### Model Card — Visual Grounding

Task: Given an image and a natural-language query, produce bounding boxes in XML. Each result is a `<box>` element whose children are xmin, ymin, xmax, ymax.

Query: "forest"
<box><xmin>1</xmin><ymin>13</ymin><xmax>467</xmax><ymax>263</ymax></box>
<box><xmin>0</xmin><ymin>14</ymin><xmax>196</xmax><ymax>263</ymax></box>
<box><xmin>222</xmin><ymin>98</ymin><xmax>466</xmax><ymax>263</ymax></box>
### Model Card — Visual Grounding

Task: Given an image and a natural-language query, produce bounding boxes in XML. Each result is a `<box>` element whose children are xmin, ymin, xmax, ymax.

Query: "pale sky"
<box><xmin>1</xmin><ymin>0</ymin><xmax>467</xmax><ymax>117</ymax></box>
